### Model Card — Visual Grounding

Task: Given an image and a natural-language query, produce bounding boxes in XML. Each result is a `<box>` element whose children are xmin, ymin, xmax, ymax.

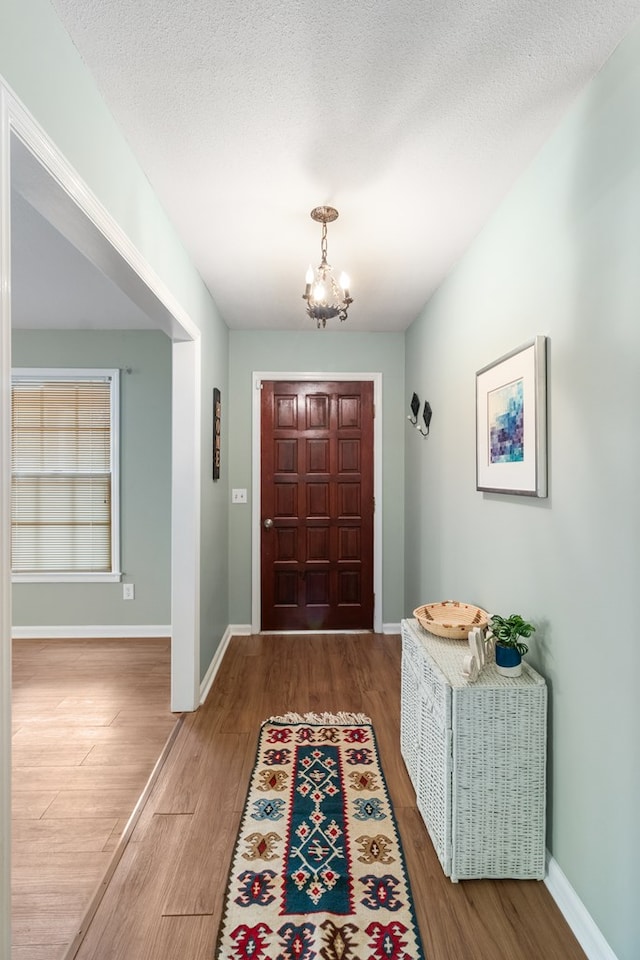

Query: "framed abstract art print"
<box><xmin>476</xmin><ymin>336</ymin><xmax>548</xmax><ymax>497</ymax></box>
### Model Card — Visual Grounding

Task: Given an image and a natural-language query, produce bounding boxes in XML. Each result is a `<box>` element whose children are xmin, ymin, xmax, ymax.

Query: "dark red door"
<box><xmin>260</xmin><ymin>380</ymin><xmax>374</xmax><ymax>631</ymax></box>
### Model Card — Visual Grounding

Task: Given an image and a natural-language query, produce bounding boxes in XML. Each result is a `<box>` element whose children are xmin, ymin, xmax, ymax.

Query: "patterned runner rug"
<box><xmin>216</xmin><ymin>712</ymin><xmax>424</xmax><ymax>960</ymax></box>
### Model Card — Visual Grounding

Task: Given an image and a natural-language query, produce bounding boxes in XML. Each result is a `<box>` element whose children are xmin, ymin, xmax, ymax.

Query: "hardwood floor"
<box><xmin>11</xmin><ymin>637</ymin><xmax>177</xmax><ymax>960</ymax></box>
<box><xmin>67</xmin><ymin>633</ymin><xmax>586</xmax><ymax>960</ymax></box>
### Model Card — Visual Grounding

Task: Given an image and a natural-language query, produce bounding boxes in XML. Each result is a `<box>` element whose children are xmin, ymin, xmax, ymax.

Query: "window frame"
<box><xmin>10</xmin><ymin>367</ymin><xmax>121</xmax><ymax>583</ymax></box>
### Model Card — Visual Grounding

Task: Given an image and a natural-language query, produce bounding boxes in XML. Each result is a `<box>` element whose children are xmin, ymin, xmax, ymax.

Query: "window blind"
<box><xmin>11</xmin><ymin>377</ymin><xmax>114</xmax><ymax>574</ymax></box>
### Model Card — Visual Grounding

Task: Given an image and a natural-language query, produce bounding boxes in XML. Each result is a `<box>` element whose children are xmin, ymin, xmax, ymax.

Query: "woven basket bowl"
<box><xmin>413</xmin><ymin>600</ymin><xmax>489</xmax><ymax>640</ymax></box>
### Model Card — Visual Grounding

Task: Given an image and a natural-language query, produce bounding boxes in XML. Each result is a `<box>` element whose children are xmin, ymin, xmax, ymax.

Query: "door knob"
<box><xmin>263</xmin><ymin>518</ymin><xmax>274</xmax><ymax>529</ymax></box>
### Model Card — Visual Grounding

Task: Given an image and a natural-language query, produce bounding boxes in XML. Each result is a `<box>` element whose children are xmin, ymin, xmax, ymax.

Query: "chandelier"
<box><xmin>302</xmin><ymin>206</ymin><xmax>353</xmax><ymax>328</ymax></box>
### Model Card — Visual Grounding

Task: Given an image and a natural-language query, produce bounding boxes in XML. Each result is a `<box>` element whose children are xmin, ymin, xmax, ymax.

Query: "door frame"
<box><xmin>0</xmin><ymin>79</ymin><xmax>202</xmax><ymax>952</ymax></box>
<box><xmin>251</xmin><ymin>371</ymin><xmax>383</xmax><ymax>634</ymax></box>
<box><xmin>1</xmin><ymin>84</ymin><xmax>202</xmax><ymax>711</ymax></box>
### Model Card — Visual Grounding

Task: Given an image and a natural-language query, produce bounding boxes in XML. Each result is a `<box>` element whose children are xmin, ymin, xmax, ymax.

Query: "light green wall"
<box><xmin>11</xmin><ymin>330</ymin><xmax>171</xmax><ymax>626</ymax></box>
<box><xmin>405</xmin><ymin>23</ymin><xmax>640</xmax><ymax>960</ymax></box>
<box><xmin>199</xmin><ymin>312</ymin><xmax>229</xmax><ymax>673</ymax></box>
<box><xmin>1</xmin><ymin>0</ymin><xmax>230</xmax><ymax>662</ymax></box>
<box><xmin>228</xmin><ymin>331</ymin><xmax>405</xmax><ymax>626</ymax></box>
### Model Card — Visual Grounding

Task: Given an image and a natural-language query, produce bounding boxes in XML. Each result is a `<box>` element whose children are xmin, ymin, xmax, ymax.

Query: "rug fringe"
<box><xmin>266</xmin><ymin>711</ymin><xmax>372</xmax><ymax>725</ymax></box>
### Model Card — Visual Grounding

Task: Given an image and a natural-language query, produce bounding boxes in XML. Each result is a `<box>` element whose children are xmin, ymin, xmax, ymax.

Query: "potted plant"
<box><xmin>487</xmin><ymin>613</ymin><xmax>536</xmax><ymax>677</ymax></box>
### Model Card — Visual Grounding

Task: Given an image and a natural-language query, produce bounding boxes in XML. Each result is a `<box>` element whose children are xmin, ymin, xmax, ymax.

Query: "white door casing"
<box><xmin>0</xmin><ymin>78</ymin><xmax>203</xmax><ymax>948</ymax></box>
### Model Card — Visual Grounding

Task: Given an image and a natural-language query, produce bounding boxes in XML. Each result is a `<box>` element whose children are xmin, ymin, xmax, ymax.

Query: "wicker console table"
<box><xmin>400</xmin><ymin>617</ymin><xmax>547</xmax><ymax>881</ymax></box>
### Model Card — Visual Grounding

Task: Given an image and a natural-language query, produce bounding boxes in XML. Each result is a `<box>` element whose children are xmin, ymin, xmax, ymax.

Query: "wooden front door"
<box><xmin>260</xmin><ymin>380</ymin><xmax>374</xmax><ymax>631</ymax></box>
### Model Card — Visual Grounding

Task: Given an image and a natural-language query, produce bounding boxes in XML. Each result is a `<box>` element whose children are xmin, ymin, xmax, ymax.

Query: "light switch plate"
<box><xmin>232</xmin><ymin>488</ymin><xmax>247</xmax><ymax>504</ymax></box>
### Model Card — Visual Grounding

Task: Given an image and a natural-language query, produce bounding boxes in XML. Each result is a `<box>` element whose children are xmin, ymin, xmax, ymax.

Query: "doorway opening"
<box><xmin>0</xmin><ymin>81</ymin><xmax>202</xmax><ymax>951</ymax></box>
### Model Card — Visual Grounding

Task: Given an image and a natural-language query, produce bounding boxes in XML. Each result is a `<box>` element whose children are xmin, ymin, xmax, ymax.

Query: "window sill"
<box><xmin>12</xmin><ymin>573</ymin><xmax>122</xmax><ymax>584</ymax></box>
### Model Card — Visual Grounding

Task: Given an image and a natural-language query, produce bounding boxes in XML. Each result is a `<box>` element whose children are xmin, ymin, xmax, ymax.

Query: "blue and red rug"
<box><xmin>216</xmin><ymin>712</ymin><xmax>425</xmax><ymax>960</ymax></box>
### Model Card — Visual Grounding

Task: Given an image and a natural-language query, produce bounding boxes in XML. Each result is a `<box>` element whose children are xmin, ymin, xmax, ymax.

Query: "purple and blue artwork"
<box><xmin>488</xmin><ymin>378</ymin><xmax>524</xmax><ymax>463</ymax></box>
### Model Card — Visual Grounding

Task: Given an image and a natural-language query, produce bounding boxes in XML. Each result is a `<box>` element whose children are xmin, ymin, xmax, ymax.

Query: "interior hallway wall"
<box><xmin>199</xmin><ymin>307</ymin><xmax>229</xmax><ymax>674</ymax></box>
<box><xmin>404</xmin><ymin>23</ymin><xmax>640</xmax><ymax>960</ymax></box>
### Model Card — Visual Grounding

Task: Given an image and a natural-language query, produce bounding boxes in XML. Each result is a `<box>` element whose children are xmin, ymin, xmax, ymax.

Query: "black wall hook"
<box><xmin>418</xmin><ymin>401</ymin><xmax>432</xmax><ymax>437</ymax></box>
<box><xmin>407</xmin><ymin>392</ymin><xmax>420</xmax><ymax>425</ymax></box>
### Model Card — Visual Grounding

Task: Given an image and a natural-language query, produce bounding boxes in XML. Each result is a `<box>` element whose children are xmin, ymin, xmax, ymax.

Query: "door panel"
<box><xmin>261</xmin><ymin>380</ymin><xmax>374</xmax><ymax>631</ymax></box>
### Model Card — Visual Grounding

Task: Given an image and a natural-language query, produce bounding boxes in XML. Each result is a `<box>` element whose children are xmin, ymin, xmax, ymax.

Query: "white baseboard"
<box><xmin>199</xmin><ymin>626</ymin><xmax>236</xmax><ymax>704</ymax></box>
<box><xmin>383</xmin><ymin>622</ymin><xmax>401</xmax><ymax>634</ymax></box>
<box><xmin>545</xmin><ymin>852</ymin><xmax>618</xmax><ymax>960</ymax></box>
<box><xmin>227</xmin><ymin>624</ymin><xmax>252</xmax><ymax>636</ymax></box>
<box><xmin>12</xmin><ymin>624</ymin><xmax>171</xmax><ymax>639</ymax></box>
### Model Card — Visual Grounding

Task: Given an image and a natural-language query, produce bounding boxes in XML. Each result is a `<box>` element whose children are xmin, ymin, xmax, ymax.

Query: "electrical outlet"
<box><xmin>123</xmin><ymin>583</ymin><xmax>135</xmax><ymax>600</ymax></box>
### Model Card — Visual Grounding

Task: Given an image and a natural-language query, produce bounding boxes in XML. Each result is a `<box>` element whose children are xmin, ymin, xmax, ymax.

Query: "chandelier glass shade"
<box><xmin>302</xmin><ymin>206</ymin><xmax>353</xmax><ymax>328</ymax></box>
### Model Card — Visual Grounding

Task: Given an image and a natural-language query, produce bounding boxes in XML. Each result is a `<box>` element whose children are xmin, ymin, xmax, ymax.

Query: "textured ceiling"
<box><xmin>47</xmin><ymin>0</ymin><xmax>640</xmax><ymax>332</ymax></box>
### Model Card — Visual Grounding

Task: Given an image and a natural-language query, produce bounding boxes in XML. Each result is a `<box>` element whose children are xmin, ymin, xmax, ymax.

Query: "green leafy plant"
<box><xmin>488</xmin><ymin>614</ymin><xmax>536</xmax><ymax>657</ymax></box>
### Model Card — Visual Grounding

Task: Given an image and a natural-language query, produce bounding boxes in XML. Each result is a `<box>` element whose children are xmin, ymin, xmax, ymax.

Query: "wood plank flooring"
<box><xmin>69</xmin><ymin>633</ymin><xmax>586</xmax><ymax>960</ymax></box>
<box><xmin>11</xmin><ymin>637</ymin><xmax>177</xmax><ymax>960</ymax></box>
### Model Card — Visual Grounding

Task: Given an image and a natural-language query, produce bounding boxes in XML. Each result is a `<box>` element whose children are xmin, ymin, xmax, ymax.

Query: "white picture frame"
<box><xmin>476</xmin><ymin>336</ymin><xmax>548</xmax><ymax>497</ymax></box>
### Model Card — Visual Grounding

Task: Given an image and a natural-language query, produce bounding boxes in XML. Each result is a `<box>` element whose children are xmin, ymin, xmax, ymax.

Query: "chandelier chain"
<box><xmin>321</xmin><ymin>222</ymin><xmax>328</xmax><ymax>265</ymax></box>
